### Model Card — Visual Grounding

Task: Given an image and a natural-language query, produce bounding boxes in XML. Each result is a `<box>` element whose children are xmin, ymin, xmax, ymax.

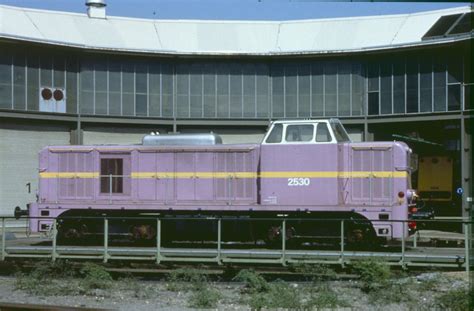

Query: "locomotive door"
<box><xmin>175</xmin><ymin>153</ymin><xmax>195</xmax><ymax>201</ymax></box>
<box><xmin>349</xmin><ymin>146</ymin><xmax>393</xmax><ymax>206</ymax></box>
<box><xmin>175</xmin><ymin>151</ymin><xmax>214</xmax><ymax>202</ymax></box>
<box><xmin>56</xmin><ymin>150</ymin><xmax>95</xmax><ymax>200</ymax></box>
<box><xmin>137</xmin><ymin>151</ymin><xmax>175</xmax><ymax>203</ymax></box>
<box><xmin>157</xmin><ymin>152</ymin><xmax>176</xmax><ymax>204</ymax></box>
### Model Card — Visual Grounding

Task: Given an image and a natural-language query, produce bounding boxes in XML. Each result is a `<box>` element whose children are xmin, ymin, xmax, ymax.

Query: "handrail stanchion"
<box><xmin>109</xmin><ymin>174</ymin><xmax>112</xmax><ymax>204</ymax></box>
<box><xmin>281</xmin><ymin>219</ymin><xmax>286</xmax><ymax>266</ymax></box>
<box><xmin>413</xmin><ymin>230</ymin><xmax>418</xmax><ymax>248</ymax></box>
<box><xmin>1</xmin><ymin>218</ymin><xmax>6</xmax><ymax>261</ymax></box>
<box><xmin>52</xmin><ymin>218</ymin><xmax>58</xmax><ymax>262</ymax></box>
<box><xmin>340</xmin><ymin>220</ymin><xmax>345</xmax><ymax>268</ymax></box>
<box><xmin>401</xmin><ymin>221</ymin><xmax>405</xmax><ymax>268</ymax></box>
<box><xmin>465</xmin><ymin>222</ymin><xmax>470</xmax><ymax>274</ymax></box>
<box><xmin>156</xmin><ymin>218</ymin><xmax>161</xmax><ymax>264</ymax></box>
<box><xmin>103</xmin><ymin>218</ymin><xmax>109</xmax><ymax>263</ymax></box>
<box><xmin>227</xmin><ymin>176</ymin><xmax>233</xmax><ymax>205</ymax></box>
<box><xmin>217</xmin><ymin>218</ymin><xmax>222</xmax><ymax>265</ymax></box>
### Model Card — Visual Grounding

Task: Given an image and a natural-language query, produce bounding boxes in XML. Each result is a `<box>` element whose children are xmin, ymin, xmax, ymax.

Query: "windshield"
<box><xmin>329</xmin><ymin>120</ymin><xmax>351</xmax><ymax>142</ymax></box>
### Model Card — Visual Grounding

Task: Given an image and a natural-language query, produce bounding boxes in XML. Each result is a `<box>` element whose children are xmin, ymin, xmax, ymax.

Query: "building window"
<box><xmin>368</xmin><ymin>63</ymin><xmax>379</xmax><ymax>115</ymax></box>
<box><xmin>100</xmin><ymin>159</ymin><xmax>123</xmax><ymax>194</ymax></box>
<box><xmin>406</xmin><ymin>60</ymin><xmax>419</xmax><ymax>113</ymax></box>
<box><xmin>368</xmin><ymin>92</ymin><xmax>379</xmax><ymax>115</ymax></box>
<box><xmin>380</xmin><ymin>63</ymin><xmax>392</xmax><ymax>114</ymax></box>
<box><xmin>393</xmin><ymin>60</ymin><xmax>406</xmax><ymax>114</ymax></box>
<box><xmin>447</xmin><ymin>84</ymin><xmax>461</xmax><ymax>111</ymax></box>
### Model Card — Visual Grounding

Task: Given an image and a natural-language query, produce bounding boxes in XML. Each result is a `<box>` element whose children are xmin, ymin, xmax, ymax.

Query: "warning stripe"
<box><xmin>40</xmin><ymin>171</ymin><xmax>408</xmax><ymax>179</ymax></box>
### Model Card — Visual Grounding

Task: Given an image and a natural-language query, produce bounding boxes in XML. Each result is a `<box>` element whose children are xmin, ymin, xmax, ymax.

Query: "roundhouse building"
<box><xmin>0</xmin><ymin>3</ymin><xmax>472</xmax><ymax>227</ymax></box>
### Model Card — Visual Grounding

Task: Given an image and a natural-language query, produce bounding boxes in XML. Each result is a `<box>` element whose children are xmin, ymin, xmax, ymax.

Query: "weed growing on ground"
<box><xmin>166</xmin><ymin>267</ymin><xmax>207</xmax><ymax>292</ymax></box>
<box><xmin>434</xmin><ymin>288</ymin><xmax>471</xmax><ymax>311</ymax></box>
<box><xmin>188</xmin><ymin>285</ymin><xmax>222</xmax><ymax>308</ymax></box>
<box><xmin>165</xmin><ymin>268</ymin><xmax>222</xmax><ymax>308</ymax></box>
<box><xmin>351</xmin><ymin>259</ymin><xmax>417</xmax><ymax>306</ymax></box>
<box><xmin>79</xmin><ymin>262</ymin><xmax>113</xmax><ymax>290</ymax></box>
<box><xmin>351</xmin><ymin>259</ymin><xmax>391</xmax><ymax>292</ymax></box>
<box><xmin>368</xmin><ymin>282</ymin><xmax>415</xmax><ymax>305</ymax></box>
<box><xmin>15</xmin><ymin>261</ymin><xmax>113</xmax><ymax>296</ymax></box>
<box><xmin>234</xmin><ymin>268</ymin><xmax>347</xmax><ymax>310</ymax></box>
<box><xmin>304</xmin><ymin>284</ymin><xmax>349</xmax><ymax>309</ymax></box>
<box><xmin>15</xmin><ymin>260</ymin><xmax>80</xmax><ymax>296</ymax></box>
<box><xmin>233</xmin><ymin>269</ymin><xmax>270</xmax><ymax>293</ymax></box>
<box><xmin>418</xmin><ymin>278</ymin><xmax>439</xmax><ymax>292</ymax></box>
<box><xmin>117</xmin><ymin>276</ymin><xmax>159</xmax><ymax>299</ymax></box>
<box><xmin>246</xmin><ymin>280</ymin><xmax>302</xmax><ymax>310</ymax></box>
<box><xmin>292</xmin><ymin>262</ymin><xmax>337</xmax><ymax>284</ymax></box>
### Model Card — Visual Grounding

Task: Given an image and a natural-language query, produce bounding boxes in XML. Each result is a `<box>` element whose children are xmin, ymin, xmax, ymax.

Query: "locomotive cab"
<box><xmin>260</xmin><ymin>118</ymin><xmax>414</xmax><ymax>241</ymax></box>
<box><xmin>262</xmin><ymin>118</ymin><xmax>351</xmax><ymax>145</ymax></box>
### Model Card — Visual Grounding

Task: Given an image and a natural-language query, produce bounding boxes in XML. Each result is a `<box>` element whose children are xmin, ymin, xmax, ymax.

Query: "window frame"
<box><xmin>98</xmin><ymin>153</ymin><xmax>131</xmax><ymax>197</ymax></box>
<box><xmin>262</xmin><ymin>121</ymin><xmax>336</xmax><ymax>145</ymax></box>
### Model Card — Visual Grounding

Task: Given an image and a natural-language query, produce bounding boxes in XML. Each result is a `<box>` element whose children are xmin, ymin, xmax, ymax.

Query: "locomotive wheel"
<box><xmin>346</xmin><ymin>225</ymin><xmax>377</xmax><ymax>250</ymax></box>
<box><xmin>265</xmin><ymin>225</ymin><xmax>295</xmax><ymax>247</ymax></box>
<box><xmin>57</xmin><ymin>223</ymin><xmax>90</xmax><ymax>245</ymax></box>
<box><xmin>130</xmin><ymin>224</ymin><xmax>156</xmax><ymax>241</ymax></box>
<box><xmin>347</xmin><ymin>228</ymin><xmax>364</xmax><ymax>244</ymax></box>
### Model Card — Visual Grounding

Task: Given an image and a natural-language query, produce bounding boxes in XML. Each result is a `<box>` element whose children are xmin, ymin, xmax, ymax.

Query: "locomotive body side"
<box><xmin>25</xmin><ymin>119</ymin><xmax>416</xmax><ymax>241</ymax></box>
<box><xmin>259</xmin><ymin>120</ymin><xmax>414</xmax><ymax>239</ymax></box>
<box><xmin>29</xmin><ymin>144</ymin><xmax>261</xmax><ymax>232</ymax></box>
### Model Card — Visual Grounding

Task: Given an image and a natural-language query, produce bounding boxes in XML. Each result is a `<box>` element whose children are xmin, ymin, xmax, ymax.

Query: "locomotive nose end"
<box><xmin>14</xmin><ymin>206</ymin><xmax>28</xmax><ymax>219</ymax></box>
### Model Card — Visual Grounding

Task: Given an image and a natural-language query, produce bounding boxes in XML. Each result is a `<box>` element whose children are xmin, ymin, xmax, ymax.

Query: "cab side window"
<box><xmin>316</xmin><ymin>123</ymin><xmax>332</xmax><ymax>142</ymax></box>
<box><xmin>265</xmin><ymin>124</ymin><xmax>283</xmax><ymax>143</ymax></box>
<box><xmin>285</xmin><ymin>125</ymin><xmax>314</xmax><ymax>142</ymax></box>
<box><xmin>100</xmin><ymin>159</ymin><xmax>123</xmax><ymax>193</ymax></box>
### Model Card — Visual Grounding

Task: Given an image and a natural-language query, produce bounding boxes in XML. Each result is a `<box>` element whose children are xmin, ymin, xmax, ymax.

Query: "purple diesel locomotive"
<box><xmin>18</xmin><ymin>119</ymin><xmax>418</xmax><ymax>244</ymax></box>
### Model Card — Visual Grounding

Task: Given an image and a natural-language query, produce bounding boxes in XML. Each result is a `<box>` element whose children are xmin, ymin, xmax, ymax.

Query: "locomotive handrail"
<box><xmin>0</xmin><ymin>216</ymin><xmax>471</xmax><ymax>274</ymax></box>
<box><xmin>6</xmin><ymin>214</ymin><xmax>474</xmax><ymax>224</ymax></box>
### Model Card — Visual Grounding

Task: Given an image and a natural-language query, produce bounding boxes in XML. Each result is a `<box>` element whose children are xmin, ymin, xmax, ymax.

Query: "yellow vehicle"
<box><xmin>417</xmin><ymin>156</ymin><xmax>453</xmax><ymax>202</ymax></box>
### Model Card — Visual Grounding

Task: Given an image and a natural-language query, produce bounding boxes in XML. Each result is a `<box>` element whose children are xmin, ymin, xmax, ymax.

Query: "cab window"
<box><xmin>100</xmin><ymin>158</ymin><xmax>123</xmax><ymax>194</ymax></box>
<box><xmin>265</xmin><ymin>124</ymin><xmax>283</xmax><ymax>143</ymax></box>
<box><xmin>285</xmin><ymin>124</ymin><xmax>314</xmax><ymax>142</ymax></box>
<box><xmin>316</xmin><ymin>123</ymin><xmax>332</xmax><ymax>142</ymax></box>
<box><xmin>330</xmin><ymin>121</ymin><xmax>351</xmax><ymax>142</ymax></box>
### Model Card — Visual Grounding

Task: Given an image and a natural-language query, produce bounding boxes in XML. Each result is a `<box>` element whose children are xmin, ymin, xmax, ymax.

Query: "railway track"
<box><xmin>0</xmin><ymin>302</ymin><xmax>107</xmax><ymax>311</ymax></box>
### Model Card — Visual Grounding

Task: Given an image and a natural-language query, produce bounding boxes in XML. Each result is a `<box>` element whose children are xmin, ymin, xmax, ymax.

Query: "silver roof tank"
<box><xmin>142</xmin><ymin>133</ymin><xmax>223</xmax><ymax>146</ymax></box>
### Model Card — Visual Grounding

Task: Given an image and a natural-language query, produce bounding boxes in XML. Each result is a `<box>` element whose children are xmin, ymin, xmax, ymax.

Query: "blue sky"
<box><xmin>0</xmin><ymin>0</ymin><xmax>469</xmax><ymax>20</ymax></box>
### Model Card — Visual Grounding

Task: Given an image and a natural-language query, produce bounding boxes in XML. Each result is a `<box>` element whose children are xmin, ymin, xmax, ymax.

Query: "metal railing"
<box><xmin>0</xmin><ymin>216</ymin><xmax>471</xmax><ymax>274</ymax></box>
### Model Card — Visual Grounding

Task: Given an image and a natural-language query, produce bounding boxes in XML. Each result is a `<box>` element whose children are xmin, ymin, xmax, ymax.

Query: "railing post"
<box><xmin>103</xmin><ymin>218</ymin><xmax>109</xmax><ymax>263</ymax></box>
<box><xmin>227</xmin><ymin>176</ymin><xmax>233</xmax><ymax>205</ymax></box>
<box><xmin>413</xmin><ymin>230</ymin><xmax>418</xmax><ymax>248</ymax></box>
<box><xmin>217</xmin><ymin>218</ymin><xmax>222</xmax><ymax>265</ymax></box>
<box><xmin>1</xmin><ymin>218</ymin><xmax>6</xmax><ymax>261</ymax></box>
<box><xmin>281</xmin><ymin>219</ymin><xmax>286</xmax><ymax>266</ymax></box>
<box><xmin>400</xmin><ymin>221</ymin><xmax>405</xmax><ymax>268</ymax></box>
<box><xmin>465</xmin><ymin>222</ymin><xmax>470</xmax><ymax>274</ymax></box>
<box><xmin>52</xmin><ymin>218</ymin><xmax>58</xmax><ymax>262</ymax></box>
<box><xmin>109</xmin><ymin>174</ymin><xmax>112</xmax><ymax>203</ymax></box>
<box><xmin>156</xmin><ymin>218</ymin><xmax>161</xmax><ymax>264</ymax></box>
<box><xmin>340</xmin><ymin>220</ymin><xmax>345</xmax><ymax>268</ymax></box>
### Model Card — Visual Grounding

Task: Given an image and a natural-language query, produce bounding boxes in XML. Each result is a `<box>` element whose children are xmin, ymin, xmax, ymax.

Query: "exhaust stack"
<box><xmin>86</xmin><ymin>0</ymin><xmax>106</xmax><ymax>19</ymax></box>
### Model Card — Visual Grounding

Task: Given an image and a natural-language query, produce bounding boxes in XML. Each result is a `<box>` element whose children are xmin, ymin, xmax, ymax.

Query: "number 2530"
<box><xmin>287</xmin><ymin>178</ymin><xmax>310</xmax><ymax>186</ymax></box>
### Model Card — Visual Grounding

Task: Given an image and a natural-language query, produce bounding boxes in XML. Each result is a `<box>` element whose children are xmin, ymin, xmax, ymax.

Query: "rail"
<box><xmin>1</xmin><ymin>216</ymin><xmax>471</xmax><ymax>274</ymax></box>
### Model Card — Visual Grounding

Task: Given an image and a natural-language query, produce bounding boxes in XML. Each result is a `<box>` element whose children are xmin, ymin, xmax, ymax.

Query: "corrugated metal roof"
<box><xmin>0</xmin><ymin>5</ymin><xmax>471</xmax><ymax>56</ymax></box>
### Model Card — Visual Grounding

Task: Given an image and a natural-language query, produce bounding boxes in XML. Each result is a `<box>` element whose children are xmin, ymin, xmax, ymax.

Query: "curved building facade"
<box><xmin>0</xmin><ymin>4</ymin><xmax>472</xmax><ymax>222</ymax></box>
